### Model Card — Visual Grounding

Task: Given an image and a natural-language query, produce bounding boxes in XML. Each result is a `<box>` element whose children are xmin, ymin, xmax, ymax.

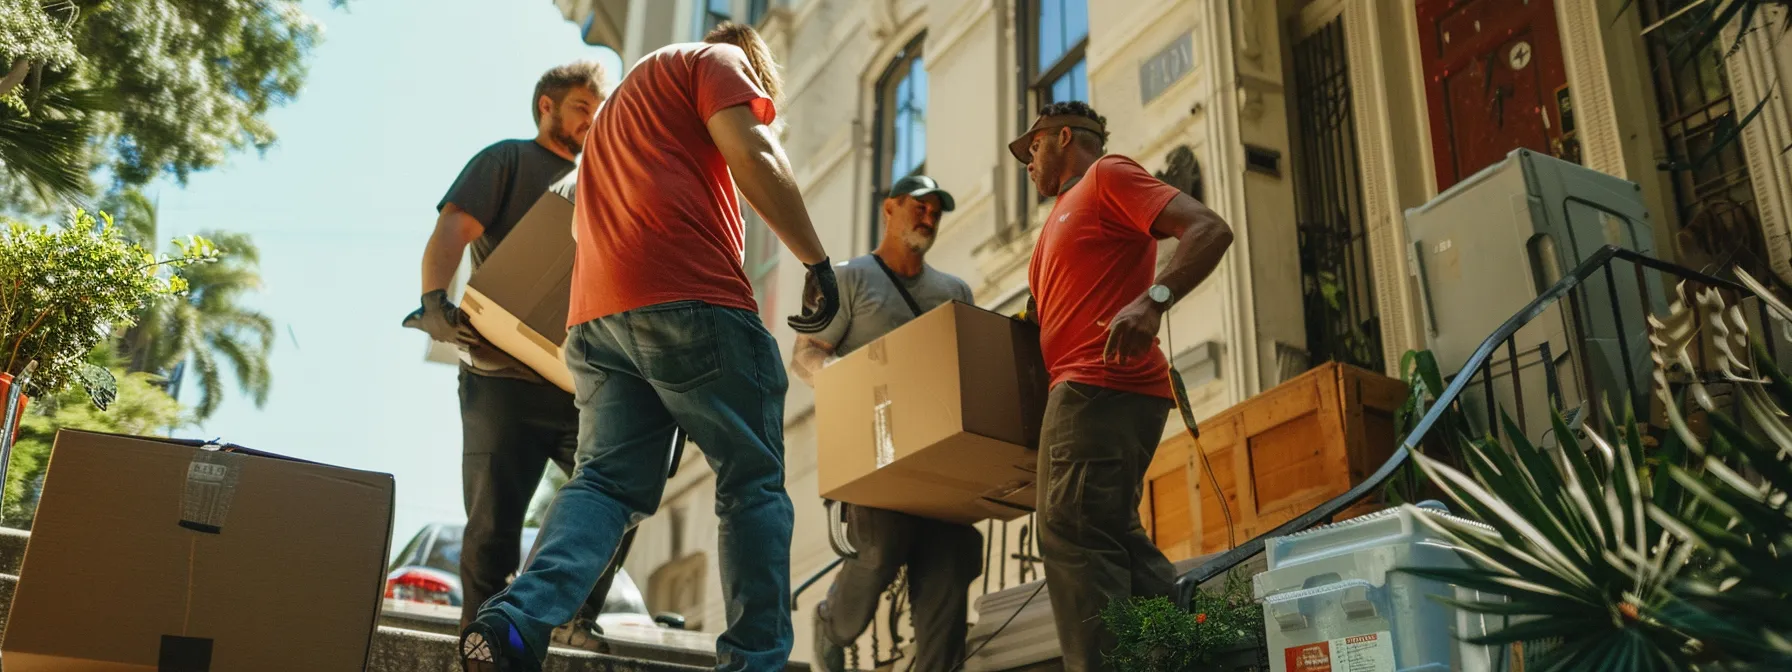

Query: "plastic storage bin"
<box><xmin>1254</xmin><ymin>502</ymin><xmax>1513</xmax><ymax>672</ymax></box>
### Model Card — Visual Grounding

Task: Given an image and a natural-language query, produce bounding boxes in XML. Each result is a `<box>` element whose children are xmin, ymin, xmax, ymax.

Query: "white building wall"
<box><xmin>558</xmin><ymin>0</ymin><xmax>1792</xmax><ymax>665</ymax></box>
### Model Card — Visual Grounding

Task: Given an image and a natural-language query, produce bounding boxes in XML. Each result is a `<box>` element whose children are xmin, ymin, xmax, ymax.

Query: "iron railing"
<box><xmin>791</xmin><ymin>511</ymin><xmax>1043</xmax><ymax>670</ymax></box>
<box><xmin>1175</xmin><ymin>245</ymin><xmax>1769</xmax><ymax>593</ymax></box>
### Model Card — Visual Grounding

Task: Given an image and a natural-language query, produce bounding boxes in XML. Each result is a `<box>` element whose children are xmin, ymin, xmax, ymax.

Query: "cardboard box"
<box><xmin>815</xmin><ymin>302</ymin><xmax>1049</xmax><ymax>525</ymax></box>
<box><xmin>462</xmin><ymin>190</ymin><xmax>577</xmax><ymax>392</ymax></box>
<box><xmin>2</xmin><ymin>430</ymin><xmax>396</xmax><ymax>671</ymax></box>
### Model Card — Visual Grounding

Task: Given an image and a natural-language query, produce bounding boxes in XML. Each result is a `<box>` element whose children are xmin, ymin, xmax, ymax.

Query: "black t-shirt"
<box><xmin>438</xmin><ymin>139</ymin><xmax>576</xmax><ymax>269</ymax></box>
<box><xmin>438</xmin><ymin>139</ymin><xmax>575</xmax><ymax>382</ymax></box>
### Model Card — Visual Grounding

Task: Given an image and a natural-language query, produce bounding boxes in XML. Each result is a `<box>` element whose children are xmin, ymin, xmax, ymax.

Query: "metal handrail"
<box><xmin>0</xmin><ymin>361</ymin><xmax>38</xmax><ymax>503</ymax></box>
<box><xmin>1174</xmin><ymin>245</ymin><xmax>1752</xmax><ymax>594</ymax></box>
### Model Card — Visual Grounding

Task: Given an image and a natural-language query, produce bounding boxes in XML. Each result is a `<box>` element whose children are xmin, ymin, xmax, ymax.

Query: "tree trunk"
<box><xmin>0</xmin><ymin>59</ymin><xmax>28</xmax><ymax>99</ymax></box>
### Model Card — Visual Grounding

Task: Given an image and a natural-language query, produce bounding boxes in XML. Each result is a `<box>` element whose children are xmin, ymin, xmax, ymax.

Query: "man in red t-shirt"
<box><xmin>461</xmin><ymin>23</ymin><xmax>841</xmax><ymax>672</ymax></box>
<box><xmin>1011</xmin><ymin>101</ymin><xmax>1234</xmax><ymax>671</ymax></box>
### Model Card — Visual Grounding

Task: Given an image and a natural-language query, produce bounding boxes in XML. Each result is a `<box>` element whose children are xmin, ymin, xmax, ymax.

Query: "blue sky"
<box><xmin>145</xmin><ymin>0</ymin><xmax>623</xmax><ymax>549</ymax></box>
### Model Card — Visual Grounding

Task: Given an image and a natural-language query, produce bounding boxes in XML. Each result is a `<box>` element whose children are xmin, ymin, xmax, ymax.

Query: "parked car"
<box><xmin>384</xmin><ymin>522</ymin><xmax>682</xmax><ymax>632</ymax></box>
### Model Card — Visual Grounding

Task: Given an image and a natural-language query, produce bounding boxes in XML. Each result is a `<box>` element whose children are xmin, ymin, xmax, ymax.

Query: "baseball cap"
<box><xmin>888</xmin><ymin>175</ymin><xmax>956</xmax><ymax>212</ymax></box>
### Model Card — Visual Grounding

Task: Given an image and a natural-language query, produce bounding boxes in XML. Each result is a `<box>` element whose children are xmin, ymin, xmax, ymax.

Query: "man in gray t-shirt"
<box><xmin>405</xmin><ymin>62</ymin><xmax>628</xmax><ymax>637</ymax></box>
<box><xmin>792</xmin><ymin>175</ymin><xmax>984</xmax><ymax>672</ymax></box>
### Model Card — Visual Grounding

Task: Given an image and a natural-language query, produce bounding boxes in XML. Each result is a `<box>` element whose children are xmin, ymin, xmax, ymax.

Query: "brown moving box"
<box><xmin>462</xmin><ymin>190</ymin><xmax>577</xmax><ymax>392</ymax></box>
<box><xmin>815</xmin><ymin>302</ymin><xmax>1049</xmax><ymax>525</ymax></box>
<box><xmin>2</xmin><ymin>430</ymin><xmax>396</xmax><ymax>671</ymax></box>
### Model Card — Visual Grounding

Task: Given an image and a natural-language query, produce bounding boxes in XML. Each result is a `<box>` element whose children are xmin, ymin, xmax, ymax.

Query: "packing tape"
<box><xmin>179</xmin><ymin>450</ymin><xmax>242</xmax><ymax>534</ymax></box>
<box><xmin>872</xmin><ymin>384</ymin><xmax>895</xmax><ymax>469</ymax></box>
<box><xmin>159</xmin><ymin>635</ymin><xmax>212</xmax><ymax>671</ymax></box>
<box><xmin>868</xmin><ymin>340</ymin><xmax>888</xmax><ymax>365</ymax></box>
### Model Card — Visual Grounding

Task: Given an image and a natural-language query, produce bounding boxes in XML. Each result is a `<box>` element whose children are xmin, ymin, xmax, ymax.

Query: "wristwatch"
<box><xmin>1147</xmin><ymin>284</ymin><xmax>1174</xmax><ymax>308</ymax></box>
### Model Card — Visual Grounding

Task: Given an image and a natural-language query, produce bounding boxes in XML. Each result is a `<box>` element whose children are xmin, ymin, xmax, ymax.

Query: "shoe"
<box><xmin>460</xmin><ymin>612</ymin><xmax>541</xmax><ymax>672</ymax></box>
<box><xmin>550</xmin><ymin>617</ymin><xmax>606</xmax><ymax>653</ymax></box>
<box><xmin>811</xmin><ymin>605</ymin><xmax>847</xmax><ymax>672</ymax></box>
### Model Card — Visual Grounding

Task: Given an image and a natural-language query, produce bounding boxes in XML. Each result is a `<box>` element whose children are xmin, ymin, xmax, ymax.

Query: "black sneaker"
<box><xmin>460</xmin><ymin>612</ymin><xmax>541</xmax><ymax>672</ymax></box>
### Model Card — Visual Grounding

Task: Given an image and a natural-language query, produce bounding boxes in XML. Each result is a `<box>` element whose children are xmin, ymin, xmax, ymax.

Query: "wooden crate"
<box><xmin>1139</xmin><ymin>361</ymin><xmax>1408</xmax><ymax>562</ymax></box>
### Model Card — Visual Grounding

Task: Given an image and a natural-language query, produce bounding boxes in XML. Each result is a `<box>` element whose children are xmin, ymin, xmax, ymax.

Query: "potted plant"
<box><xmin>1103</xmin><ymin>571</ymin><xmax>1266</xmax><ymax>672</ymax></box>
<box><xmin>1399</xmin><ymin>270</ymin><xmax>1792</xmax><ymax>670</ymax></box>
<box><xmin>0</xmin><ymin>209</ymin><xmax>214</xmax><ymax>439</ymax></box>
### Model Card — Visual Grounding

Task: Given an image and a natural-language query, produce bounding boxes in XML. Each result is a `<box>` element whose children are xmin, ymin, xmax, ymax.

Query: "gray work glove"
<box><xmin>403</xmin><ymin>290</ymin><xmax>478</xmax><ymax>346</ymax></box>
<box><xmin>787</xmin><ymin>258</ymin><xmax>841</xmax><ymax>334</ymax></box>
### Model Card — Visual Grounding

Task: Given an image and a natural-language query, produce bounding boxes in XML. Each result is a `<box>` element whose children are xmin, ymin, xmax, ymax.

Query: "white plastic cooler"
<box><xmin>1253</xmin><ymin>503</ymin><xmax>1514</xmax><ymax>672</ymax></box>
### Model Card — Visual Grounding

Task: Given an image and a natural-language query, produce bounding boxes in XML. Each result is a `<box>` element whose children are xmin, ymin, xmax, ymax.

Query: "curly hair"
<box><xmin>1038</xmin><ymin>100</ymin><xmax>1108</xmax><ymax>148</ymax></box>
<box><xmin>533</xmin><ymin>61</ymin><xmax>608</xmax><ymax>123</ymax></box>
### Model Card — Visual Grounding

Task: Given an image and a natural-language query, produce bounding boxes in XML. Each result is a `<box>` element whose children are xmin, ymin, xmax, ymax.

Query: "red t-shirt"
<box><xmin>568</xmin><ymin>43</ymin><xmax>777</xmax><ymax>326</ymax></box>
<box><xmin>1027</xmin><ymin>156</ymin><xmax>1182</xmax><ymax>399</ymax></box>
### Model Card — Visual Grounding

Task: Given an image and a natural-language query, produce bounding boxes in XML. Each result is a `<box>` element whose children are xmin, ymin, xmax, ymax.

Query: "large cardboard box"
<box><xmin>815</xmin><ymin>302</ymin><xmax>1049</xmax><ymax>525</ymax></box>
<box><xmin>2</xmin><ymin>430</ymin><xmax>396</xmax><ymax>671</ymax></box>
<box><xmin>462</xmin><ymin>190</ymin><xmax>577</xmax><ymax>392</ymax></box>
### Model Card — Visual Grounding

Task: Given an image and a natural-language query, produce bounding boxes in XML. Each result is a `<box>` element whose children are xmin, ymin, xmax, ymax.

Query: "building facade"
<box><xmin>554</xmin><ymin>0</ymin><xmax>1792</xmax><ymax>664</ymax></box>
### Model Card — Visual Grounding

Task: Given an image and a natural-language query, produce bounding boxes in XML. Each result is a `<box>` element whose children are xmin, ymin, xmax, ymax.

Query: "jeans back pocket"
<box><xmin>625</xmin><ymin>301</ymin><xmax>723</xmax><ymax>392</ymax></box>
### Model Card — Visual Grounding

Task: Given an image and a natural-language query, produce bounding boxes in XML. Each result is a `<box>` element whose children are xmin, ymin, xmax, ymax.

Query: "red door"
<box><xmin>1417</xmin><ymin>0</ymin><xmax>1572</xmax><ymax>191</ymax></box>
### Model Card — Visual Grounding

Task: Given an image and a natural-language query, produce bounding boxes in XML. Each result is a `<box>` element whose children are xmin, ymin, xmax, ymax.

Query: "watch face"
<box><xmin>1150</xmin><ymin>285</ymin><xmax>1172</xmax><ymax>303</ymax></box>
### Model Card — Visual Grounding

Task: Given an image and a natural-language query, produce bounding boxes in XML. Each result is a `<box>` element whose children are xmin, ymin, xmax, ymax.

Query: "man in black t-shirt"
<box><xmin>408</xmin><ymin>61</ymin><xmax>632</xmax><ymax>637</ymax></box>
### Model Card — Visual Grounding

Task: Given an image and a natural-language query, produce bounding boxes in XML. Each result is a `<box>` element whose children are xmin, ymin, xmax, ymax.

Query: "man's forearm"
<box><xmin>421</xmin><ymin>229</ymin><xmax>467</xmax><ymax>294</ymax></box>
<box><xmin>1157</xmin><ymin>218</ymin><xmax>1234</xmax><ymax>302</ymax></box>
<box><xmin>422</xmin><ymin>209</ymin><xmax>483</xmax><ymax>294</ymax></box>
<box><xmin>710</xmin><ymin>109</ymin><xmax>827</xmax><ymax>265</ymax></box>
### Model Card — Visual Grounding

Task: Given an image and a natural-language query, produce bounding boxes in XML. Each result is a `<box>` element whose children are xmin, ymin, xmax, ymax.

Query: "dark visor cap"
<box><xmin>1008</xmin><ymin>114</ymin><xmax>1106</xmax><ymax>163</ymax></box>
<box><xmin>889</xmin><ymin>175</ymin><xmax>956</xmax><ymax>212</ymax></box>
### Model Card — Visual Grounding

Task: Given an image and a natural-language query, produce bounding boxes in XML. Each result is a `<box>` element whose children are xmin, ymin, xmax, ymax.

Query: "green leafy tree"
<box><xmin>0</xmin><ymin>0</ymin><xmax>349</xmax><ymax>204</ymax></box>
<box><xmin>1</xmin><ymin>209</ymin><xmax>215</xmax><ymax>400</ymax></box>
<box><xmin>6</xmin><ymin>343</ymin><xmax>187</xmax><ymax>525</ymax></box>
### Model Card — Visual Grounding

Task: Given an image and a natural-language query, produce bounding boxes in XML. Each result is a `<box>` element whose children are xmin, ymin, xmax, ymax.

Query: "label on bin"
<box><xmin>1284</xmin><ymin>631</ymin><xmax>1394</xmax><ymax>672</ymax></box>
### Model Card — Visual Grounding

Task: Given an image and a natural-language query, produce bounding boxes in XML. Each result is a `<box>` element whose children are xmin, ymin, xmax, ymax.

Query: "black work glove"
<box><xmin>402</xmin><ymin>290</ymin><xmax>478</xmax><ymax>346</ymax></box>
<box><xmin>787</xmin><ymin>258</ymin><xmax>841</xmax><ymax>334</ymax></box>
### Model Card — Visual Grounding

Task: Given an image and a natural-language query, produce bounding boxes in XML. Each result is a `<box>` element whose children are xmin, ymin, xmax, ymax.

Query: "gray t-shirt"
<box><xmin>812</xmin><ymin>254</ymin><xmax>976</xmax><ymax>356</ymax></box>
<box><xmin>438</xmin><ymin>139</ymin><xmax>575</xmax><ymax>382</ymax></box>
<box><xmin>438</xmin><ymin>139</ymin><xmax>576</xmax><ymax>268</ymax></box>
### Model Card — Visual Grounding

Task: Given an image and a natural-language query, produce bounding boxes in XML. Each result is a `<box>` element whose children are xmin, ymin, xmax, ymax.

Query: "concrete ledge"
<box><xmin>0</xmin><ymin>528</ymin><xmax>28</xmax><ymax>575</ymax></box>
<box><xmin>371</xmin><ymin>626</ymin><xmax>712</xmax><ymax>672</ymax></box>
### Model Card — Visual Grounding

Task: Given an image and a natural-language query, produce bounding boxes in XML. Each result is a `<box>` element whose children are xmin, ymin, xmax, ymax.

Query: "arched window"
<box><xmin>871</xmin><ymin>35</ymin><xmax>927</xmax><ymax>245</ymax></box>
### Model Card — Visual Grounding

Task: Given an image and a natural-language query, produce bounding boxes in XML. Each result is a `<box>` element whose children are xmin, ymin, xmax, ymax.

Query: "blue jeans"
<box><xmin>480</xmin><ymin>300</ymin><xmax>794</xmax><ymax>671</ymax></box>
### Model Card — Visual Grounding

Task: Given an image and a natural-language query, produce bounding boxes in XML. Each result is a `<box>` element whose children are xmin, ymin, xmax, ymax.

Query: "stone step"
<box><xmin>0</xmin><ymin>571</ymin><xmax>761</xmax><ymax>671</ymax></box>
<box><xmin>0</xmin><ymin>528</ymin><xmax>26</xmax><ymax>576</ymax></box>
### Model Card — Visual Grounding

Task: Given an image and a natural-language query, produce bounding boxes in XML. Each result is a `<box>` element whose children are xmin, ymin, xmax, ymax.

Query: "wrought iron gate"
<box><xmin>1292</xmin><ymin>17</ymin><xmax>1384</xmax><ymax>373</ymax></box>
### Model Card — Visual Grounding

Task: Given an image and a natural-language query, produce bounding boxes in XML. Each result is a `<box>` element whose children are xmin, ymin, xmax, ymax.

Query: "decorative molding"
<box><xmin>1233</xmin><ymin>0</ymin><xmax>1264</xmax><ymax>62</ymax></box>
<box><xmin>1725</xmin><ymin>13</ymin><xmax>1792</xmax><ymax>283</ymax></box>
<box><xmin>1343</xmin><ymin>0</ymin><xmax>1418</xmax><ymax>377</ymax></box>
<box><xmin>784</xmin><ymin>8</ymin><xmax>868</xmax><ymax>104</ymax></box>
<box><xmin>1087</xmin><ymin>0</ymin><xmax>1184</xmax><ymax>81</ymax></box>
<box><xmin>927</xmin><ymin>0</ymin><xmax>995</xmax><ymax>68</ymax></box>
<box><xmin>796</xmin><ymin>127</ymin><xmax>857</xmax><ymax>195</ymax></box>
<box><xmin>1556</xmin><ymin>0</ymin><xmax>1626</xmax><ymax>178</ymax></box>
<box><xmin>1197</xmin><ymin>0</ymin><xmax>1257</xmax><ymax>400</ymax></box>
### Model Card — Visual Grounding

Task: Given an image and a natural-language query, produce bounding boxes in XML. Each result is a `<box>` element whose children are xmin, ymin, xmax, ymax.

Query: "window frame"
<box><xmin>700</xmin><ymin>0</ymin><xmax>732</xmax><ymax>35</ymax></box>
<box><xmin>869</xmin><ymin>33</ymin><xmax>928</xmax><ymax>247</ymax></box>
<box><xmin>1025</xmin><ymin>0</ymin><xmax>1090</xmax><ymax>108</ymax></box>
<box><xmin>1016</xmin><ymin>0</ymin><xmax>1091</xmax><ymax>215</ymax></box>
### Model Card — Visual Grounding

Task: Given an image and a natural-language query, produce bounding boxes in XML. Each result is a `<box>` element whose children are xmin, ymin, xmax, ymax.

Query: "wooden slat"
<box><xmin>1145</xmin><ymin>362</ymin><xmax>1412</xmax><ymax>559</ymax></box>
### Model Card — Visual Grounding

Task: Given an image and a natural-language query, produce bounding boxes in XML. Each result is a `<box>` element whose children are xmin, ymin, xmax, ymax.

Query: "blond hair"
<box><xmin>703</xmin><ymin>22</ymin><xmax>783</xmax><ymax>104</ymax></box>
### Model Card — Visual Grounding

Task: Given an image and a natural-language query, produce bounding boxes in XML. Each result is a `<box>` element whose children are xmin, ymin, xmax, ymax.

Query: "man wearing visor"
<box><xmin>1010</xmin><ymin>101</ymin><xmax>1235</xmax><ymax>670</ymax></box>
<box><xmin>791</xmin><ymin>175</ymin><xmax>983</xmax><ymax>672</ymax></box>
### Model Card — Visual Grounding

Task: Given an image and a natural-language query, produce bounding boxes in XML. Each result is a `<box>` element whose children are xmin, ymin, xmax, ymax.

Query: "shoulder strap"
<box><xmin>870</xmin><ymin>255</ymin><xmax>924</xmax><ymax>317</ymax></box>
